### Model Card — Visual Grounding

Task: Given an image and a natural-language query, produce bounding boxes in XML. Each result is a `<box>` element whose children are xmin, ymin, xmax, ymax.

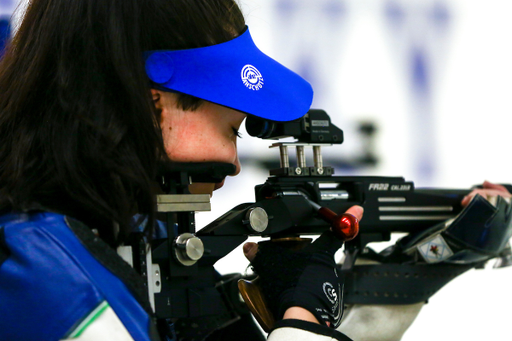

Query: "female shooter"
<box><xmin>0</xmin><ymin>0</ymin><xmax>362</xmax><ymax>340</ymax></box>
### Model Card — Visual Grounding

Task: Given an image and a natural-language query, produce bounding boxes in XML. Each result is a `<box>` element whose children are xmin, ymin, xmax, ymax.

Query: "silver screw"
<box><xmin>296</xmin><ymin>145</ymin><xmax>306</xmax><ymax>168</ymax></box>
<box><xmin>279</xmin><ymin>145</ymin><xmax>289</xmax><ymax>168</ymax></box>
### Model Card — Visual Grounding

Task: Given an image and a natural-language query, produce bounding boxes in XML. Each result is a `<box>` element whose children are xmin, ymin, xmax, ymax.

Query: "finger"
<box><xmin>461</xmin><ymin>190</ymin><xmax>481</xmax><ymax>206</ymax></box>
<box><xmin>461</xmin><ymin>194</ymin><xmax>472</xmax><ymax>207</ymax></box>
<box><xmin>473</xmin><ymin>189</ymin><xmax>509</xmax><ymax>199</ymax></box>
<box><xmin>243</xmin><ymin>242</ymin><xmax>258</xmax><ymax>262</ymax></box>
<box><xmin>345</xmin><ymin>205</ymin><xmax>364</xmax><ymax>221</ymax></box>
<box><xmin>462</xmin><ymin>191</ymin><xmax>489</xmax><ymax>206</ymax></box>
<box><xmin>483</xmin><ymin>181</ymin><xmax>511</xmax><ymax>194</ymax></box>
<box><xmin>462</xmin><ymin>191</ymin><xmax>488</xmax><ymax>207</ymax></box>
<box><xmin>461</xmin><ymin>189</ymin><xmax>512</xmax><ymax>207</ymax></box>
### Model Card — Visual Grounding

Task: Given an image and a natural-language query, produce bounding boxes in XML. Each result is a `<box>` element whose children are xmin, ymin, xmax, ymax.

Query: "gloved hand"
<box><xmin>250</xmin><ymin>231</ymin><xmax>343</xmax><ymax>327</ymax></box>
<box><xmin>244</xmin><ymin>206</ymin><xmax>362</xmax><ymax>328</ymax></box>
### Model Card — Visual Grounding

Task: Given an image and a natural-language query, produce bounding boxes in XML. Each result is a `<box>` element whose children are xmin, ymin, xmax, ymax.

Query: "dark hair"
<box><xmin>0</xmin><ymin>0</ymin><xmax>245</xmax><ymax>247</ymax></box>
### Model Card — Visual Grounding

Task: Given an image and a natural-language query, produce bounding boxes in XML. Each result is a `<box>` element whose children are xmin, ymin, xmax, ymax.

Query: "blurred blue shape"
<box><xmin>323</xmin><ymin>0</ymin><xmax>346</xmax><ymax>21</ymax></box>
<box><xmin>411</xmin><ymin>47</ymin><xmax>430</xmax><ymax>94</ymax></box>
<box><xmin>383</xmin><ymin>0</ymin><xmax>451</xmax><ymax>185</ymax></box>
<box><xmin>276</xmin><ymin>0</ymin><xmax>298</xmax><ymax>18</ymax></box>
<box><xmin>385</xmin><ymin>0</ymin><xmax>405</xmax><ymax>30</ymax></box>
<box><xmin>431</xmin><ymin>1</ymin><xmax>450</xmax><ymax>28</ymax></box>
<box><xmin>0</xmin><ymin>17</ymin><xmax>11</xmax><ymax>56</ymax></box>
<box><xmin>0</xmin><ymin>0</ymin><xmax>14</xmax><ymax>7</ymax></box>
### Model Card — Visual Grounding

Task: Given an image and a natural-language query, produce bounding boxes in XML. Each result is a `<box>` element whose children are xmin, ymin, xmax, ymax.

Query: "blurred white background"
<box><xmin>2</xmin><ymin>0</ymin><xmax>511</xmax><ymax>340</ymax></box>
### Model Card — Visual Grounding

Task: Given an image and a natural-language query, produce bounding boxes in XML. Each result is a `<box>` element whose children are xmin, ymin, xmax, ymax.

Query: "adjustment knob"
<box><xmin>244</xmin><ymin>207</ymin><xmax>269</xmax><ymax>233</ymax></box>
<box><xmin>174</xmin><ymin>233</ymin><xmax>204</xmax><ymax>266</ymax></box>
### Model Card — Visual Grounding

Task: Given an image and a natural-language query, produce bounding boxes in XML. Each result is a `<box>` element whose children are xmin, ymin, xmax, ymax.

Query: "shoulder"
<box><xmin>0</xmin><ymin>212</ymin><xmax>156</xmax><ymax>341</ymax></box>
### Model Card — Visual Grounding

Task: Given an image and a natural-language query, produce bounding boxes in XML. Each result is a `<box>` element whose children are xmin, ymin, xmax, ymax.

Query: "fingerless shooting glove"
<box><xmin>251</xmin><ymin>230</ymin><xmax>344</xmax><ymax>328</ymax></box>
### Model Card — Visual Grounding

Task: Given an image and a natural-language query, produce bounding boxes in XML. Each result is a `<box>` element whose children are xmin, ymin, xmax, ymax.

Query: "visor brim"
<box><xmin>144</xmin><ymin>27</ymin><xmax>313</xmax><ymax>122</ymax></box>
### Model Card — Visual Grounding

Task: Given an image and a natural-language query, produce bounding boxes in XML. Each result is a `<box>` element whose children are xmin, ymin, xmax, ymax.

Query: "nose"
<box><xmin>230</xmin><ymin>153</ymin><xmax>241</xmax><ymax>176</ymax></box>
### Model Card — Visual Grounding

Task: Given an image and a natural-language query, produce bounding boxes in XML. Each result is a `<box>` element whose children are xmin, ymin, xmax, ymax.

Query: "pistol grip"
<box><xmin>238</xmin><ymin>277</ymin><xmax>275</xmax><ymax>333</ymax></box>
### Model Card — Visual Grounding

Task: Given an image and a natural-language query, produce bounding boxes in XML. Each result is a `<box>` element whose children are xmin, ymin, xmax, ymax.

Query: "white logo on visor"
<box><xmin>241</xmin><ymin>65</ymin><xmax>264</xmax><ymax>91</ymax></box>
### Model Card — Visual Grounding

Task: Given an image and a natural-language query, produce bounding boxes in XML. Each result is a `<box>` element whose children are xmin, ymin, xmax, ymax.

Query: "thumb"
<box><xmin>243</xmin><ymin>242</ymin><xmax>258</xmax><ymax>262</ymax></box>
<box><xmin>345</xmin><ymin>205</ymin><xmax>364</xmax><ymax>222</ymax></box>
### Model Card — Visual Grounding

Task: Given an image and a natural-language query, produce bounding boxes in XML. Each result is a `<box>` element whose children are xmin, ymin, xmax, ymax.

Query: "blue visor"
<box><xmin>144</xmin><ymin>26</ymin><xmax>313</xmax><ymax>122</ymax></box>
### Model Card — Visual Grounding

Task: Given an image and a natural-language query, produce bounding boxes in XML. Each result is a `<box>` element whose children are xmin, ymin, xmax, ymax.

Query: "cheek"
<box><xmin>215</xmin><ymin>139</ymin><xmax>238</xmax><ymax>164</ymax></box>
<box><xmin>163</xmin><ymin>123</ymin><xmax>204</xmax><ymax>161</ymax></box>
<box><xmin>163</xmin><ymin>122</ymin><xmax>238</xmax><ymax>164</ymax></box>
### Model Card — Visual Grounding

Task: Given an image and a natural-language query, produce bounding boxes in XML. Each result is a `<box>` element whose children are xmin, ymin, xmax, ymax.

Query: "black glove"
<box><xmin>250</xmin><ymin>230</ymin><xmax>344</xmax><ymax>328</ymax></box>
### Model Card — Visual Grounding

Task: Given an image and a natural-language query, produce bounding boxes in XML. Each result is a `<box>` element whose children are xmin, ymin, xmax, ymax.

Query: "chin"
<box><xmin>214</xmin><ymin>179</ymin><xmax>225</xmax><ymax>191</ymax></box>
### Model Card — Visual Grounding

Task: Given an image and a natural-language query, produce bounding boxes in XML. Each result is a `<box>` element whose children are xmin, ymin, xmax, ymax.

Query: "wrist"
<box><xmin>283</xmin><ymin>307</ymin><xmax>322</xmax><ymax>325</ymax></box>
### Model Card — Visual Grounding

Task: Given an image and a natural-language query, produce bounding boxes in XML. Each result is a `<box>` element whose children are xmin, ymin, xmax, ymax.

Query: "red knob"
<box><xmin>317</xmin><ymin>207</ymin><xmax>359</xmax><ymax>241</ymax></box>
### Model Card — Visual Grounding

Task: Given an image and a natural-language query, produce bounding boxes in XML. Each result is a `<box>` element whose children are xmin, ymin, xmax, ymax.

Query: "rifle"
<box><xmin>199</xmin><ymin>109</ymin><xmax>471</xmax><ymax>261</ymax></box>
<box><xmin>126</xmin><ymin>109</ymin><xmax>510</xmax><ymax>339</ymax></box>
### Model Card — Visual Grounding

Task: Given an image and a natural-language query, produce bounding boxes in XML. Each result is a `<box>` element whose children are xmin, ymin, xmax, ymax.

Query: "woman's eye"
<box><xmin>232</xmin><ymin>127</ymin><xmax>242</xmax><ymax>138</ymax></box>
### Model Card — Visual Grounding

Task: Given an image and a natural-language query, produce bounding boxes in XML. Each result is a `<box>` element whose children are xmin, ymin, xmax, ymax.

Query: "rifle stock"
<box><xmin>197</xmin><ymin>175</ymin><xmax>469</xmax><ymax>252</ymax></box>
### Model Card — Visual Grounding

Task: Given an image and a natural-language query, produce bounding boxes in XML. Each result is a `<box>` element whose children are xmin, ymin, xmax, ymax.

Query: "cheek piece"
<box><xmin>144</xmin><ymin>26</ymin><xmax>313</xmax><ymax>122</ymax></box>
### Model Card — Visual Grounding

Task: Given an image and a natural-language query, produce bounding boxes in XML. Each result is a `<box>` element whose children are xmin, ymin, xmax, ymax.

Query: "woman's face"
<box><xmin>153</xmin><ymin>90</ymin><xmax>246</xmax><ymax>194</ymax></box>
